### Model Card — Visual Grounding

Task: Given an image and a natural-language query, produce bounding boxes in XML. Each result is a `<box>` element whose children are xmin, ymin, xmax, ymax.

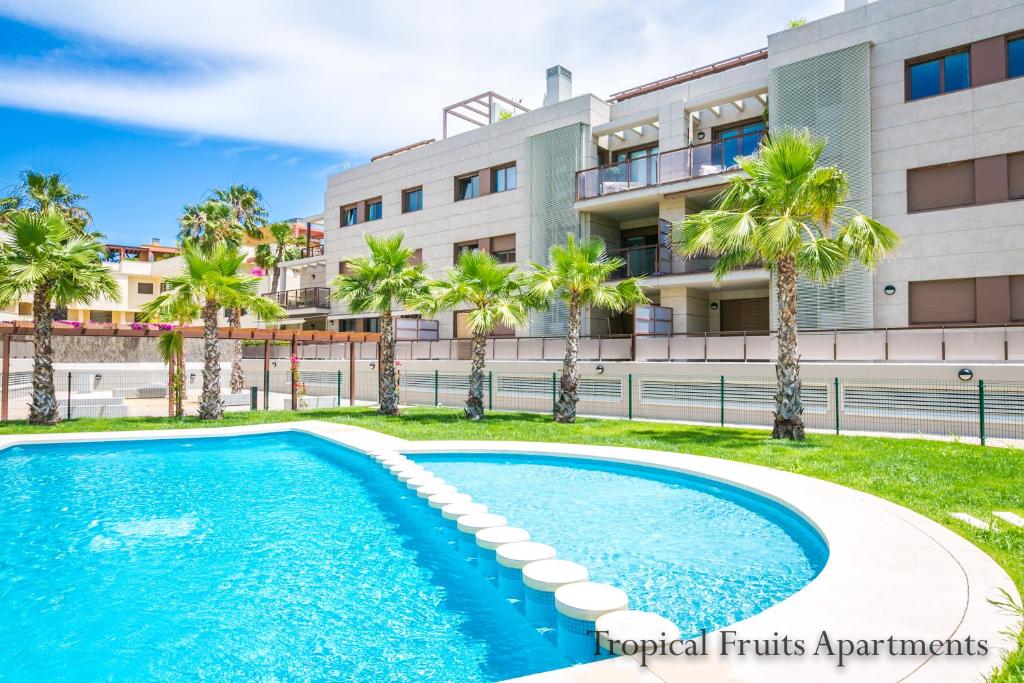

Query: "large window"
<box><xmin>907</xmin><ymin>50</ymin><xmax>970</xmax><ymax>100</ymax></box>
<box><xmin>456</xmin><ymin>174</ymin><xmax>479</xmax><ymax>201</ymax></box>
<box><xmin>403</xmin><ymin>187</ymin><xmax>423</xmax><ymax>213</ymax></box>
<box><xmin>89</xmin><ymin>310</ymin><xmax>113</xmax><ymax>323</ymax></box>
<box><xmin>137</xmin><ymin>282</ymin><xmax>154</xmax><ymax>295</ymax></box>
<box><xmin>366</xmin><ymin>198</ymin><xmax>382</xmax><ymax>221</ymax></box>
<box><xmin>1010</xmin><ymin>36</ymin><xmax>1024</xmax><ymax>79</ymax></box>
<box><xmin>342</xmin><ymin>205</ymin><xmax>358</xmax><ymax>226</ymax></box>
<box><xmin>492</xmin><ymin>164</ymin><xmax>517</xmax><ymax>193</ymax></box>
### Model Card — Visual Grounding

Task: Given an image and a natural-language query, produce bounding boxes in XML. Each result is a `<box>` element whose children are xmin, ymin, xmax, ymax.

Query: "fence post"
<box><xmin>1</xmin><ymin>333</ymin><xmax>9</xmax><ymax>421</ymax></box>
<box><xmin>488</xmin><ymin>371</ymin><xmax>493</xmax><ymax>411</ymax></box>
<box><xmin>167</xmin><ymin>354</ymin><xmax>175</xmax><ymax>417</ymax></box>
<box><xmin>349</xmin><ymin>341</ymin><xmax>356</xmax><ymax>406</ymax></box>
<box><xmin>719</xmin><ymin>375</ymin><xmax>725</xmax><ymax>427</ymax></box>
<box><xmin>551</xmin><ymin>371</ymin><xmax>557</xmax><ymax>415</ymax></box>
<box><xmin>263</xmin><ymin>369</ymin><xmax>269</xmax><ymax>410</ymax></box>
<box><xmin>834</xmin><ymin>377</ymin><xmax>841</xmax><ymax>435</ymax></box>
<box><xmin>434</xmin><ymin>369</ymin><xmax>439</xmax><ymax>407</ymax></box>
<box><xmin>336</xmin><ymin>370</ymin><xmax>342</xmax><ymax>407</ymax></box>
<box><xmin>290</xmin><ymin>339</ymin><xmax>298</xmax><ymax>411</ymax></box>
<box><xmin>67</xmin><ymin>371</ymin><xmax>72</xmax><ymax>421</ymax></box>
<box><xmin>978</xmin><ymin>379</ymin><xmax>986</xmax><ymax>446</ymax></box>
<box><xmin>250</xmin><ymin>386</ymin><xmax>258</xmax><ymax>411</ymax></box>
<box><xmin>627</xmin><ymin>374</ymin><xmax>633</xmax><ymax>420</ymax></box>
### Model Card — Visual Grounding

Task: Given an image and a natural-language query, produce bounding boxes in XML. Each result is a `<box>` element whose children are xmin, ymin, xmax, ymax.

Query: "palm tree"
<box><xmin>529</xmin><ymin>235</ymin><xmax>648</xmax><ymax>423</ymax></box>
<box><xmin>144</xmin><ymin>299</ymin><xmax>197</xmax><ymax>419</ymax></box>
<box><xmin>330</xmin><ymin>233</ymin><xmax>428</xmax><ymax>416</ymax></box>
<box><xmin>255</xmin><ymin>221</ymin><xmax>303</xmax><ymax>294</ymax></box>
<box><xmin>0</xmin><ymin>210</ymin><xmax>119</xmax><ymax>424</ymax></box>
<box><xmin>141</xmin><ymin>243</ymin><xmax>284</xmax><ymax>420</ymax></box>
<box><xmin>416</xmin><ymin>250</ymin><xmax>532</xmax><ymax>420</ymax></box>
<box><xmin>212</xmin><ymin>185</ymin><xmax>269</xmax><ymax>394</ymax></box>
<box><xmin>673</xmin><ymin>129</ymin><xmax>900</xmax><ymax>440</ymax></box>
<box><xmin>17</xmin><ymin>171</ymin><xmax>93</xmax><ymax>235</ymax></box>
<box><xmin>177</xmin><ymin>200</ymin><xmax>236</xmax><ymax>250</ymax></box>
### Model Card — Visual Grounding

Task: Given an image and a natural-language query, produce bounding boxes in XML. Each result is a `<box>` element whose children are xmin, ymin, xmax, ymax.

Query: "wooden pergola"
<box><xmin>0</xmin><ymin>322</ymin><xmax>381</xmax><ymax>419</ymax></box>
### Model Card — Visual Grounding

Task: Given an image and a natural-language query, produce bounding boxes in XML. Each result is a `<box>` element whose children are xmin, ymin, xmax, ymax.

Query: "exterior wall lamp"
<box><xmin>884</xmin><ymin>284</ymin><xmax>896</xmax><ymax>295</ymax></box>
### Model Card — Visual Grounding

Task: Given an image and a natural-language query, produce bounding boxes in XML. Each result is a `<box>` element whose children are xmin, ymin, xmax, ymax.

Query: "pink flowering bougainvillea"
<box><xmin>290</xmin><ymin>355</ymin><xmax>307</xmax><ymax>409</ymax></box>
<box><xmin>251</xmin><ymin>267</ymin><xmax>265</xmax><ymax>277</ymax></box>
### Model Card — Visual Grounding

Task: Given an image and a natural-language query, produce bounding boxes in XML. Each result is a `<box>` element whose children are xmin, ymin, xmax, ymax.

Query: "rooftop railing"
<box><xmin>576</xmin><ymin>130</ymin><xmax>766</xmax><ymax>200</ymax></box>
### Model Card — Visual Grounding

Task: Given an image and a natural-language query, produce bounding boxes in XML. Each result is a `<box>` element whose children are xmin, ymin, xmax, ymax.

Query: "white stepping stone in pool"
<box><xmin>523</xmin><ymin>559</ymin><xmax>589</xmax><ymax>594</ymax></box>
<box><xmin>441</xmin><ymin>502</ymin><xmax>488</xmax><ymax>521</ymax></box>
<box><xmin>416</xmin><ymin>483</ymin><xmax>458</xmax><ymax>499</ymax></box>
<box><xmin>497</xmin><ymin>541</ymin><xmax>556</xmax><ymax>570</ymax></box>
<box><xmin>428</xmin><ymin>492</ymin><xmax>472</xmax><ymax>509</ymax></box>
<box><xmin>994</xmin><ymin>512</ymin><xmax>1024</xmax><ymax>527</ymax></box>
<box><xmin>405</xmin><ymin>475</ymin><xmax>444</xmax><ymax>490</ymax></box>
<box><xmin>476</xmin><ymin>526</ymin><xmax>530</xmax><ymax>551</ymax></box>
<box><xmin>456</xmin><ymin>513</ymin><xmax>508</xmax><ymax>535</ymax></box>
<box><xmin>555</xmin><ymin>582</ymin><xmax>629</xmax><ymax>622</ymax></box>
<box><xmin>595</xmin><ymin>610</ymin><xmax>682</xmax><ymax>659</ymax></box>
<box><xmin>950</xmin><ymin>513</ymin><xmax>991</xmax><ymax>530</ymax></box>
<box><xmin>395</xmin><ymin>467</ymin><xmax>428</xmax><ymax>481</ymax></box>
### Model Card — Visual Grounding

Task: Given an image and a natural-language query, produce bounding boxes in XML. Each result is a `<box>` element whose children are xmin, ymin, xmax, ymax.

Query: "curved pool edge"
<box><xmin>1</xmin><ymin>422</ymin><xmax>1018</xmax><ymax>683</ymax></box>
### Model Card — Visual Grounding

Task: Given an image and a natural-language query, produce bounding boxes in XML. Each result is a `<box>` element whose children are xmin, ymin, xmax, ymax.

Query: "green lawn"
<box><xmin>1</xmin><ymin>406</ymin><xmax>1022</xmax><ymax>678</ymax></box>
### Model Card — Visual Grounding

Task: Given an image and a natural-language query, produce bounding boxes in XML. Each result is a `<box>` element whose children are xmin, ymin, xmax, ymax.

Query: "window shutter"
<box><xmin>1011</xmin><ymin>276</ymin><xmax>1024</xmax><ymax>322</ymax></box>
<box><xmin>907</xmin><ymin>162</ymin><xmax>975</xmax><ymax>212</ymax></box>
<box><xmin>1008</xmin><ymin>152</ymin><xmax>1024</xmax><ymax>199</ymax></box>
<box><xmin>909</xmin><ymin>279</ymin><xmax>976</xmax><ymax>324</ymax></box>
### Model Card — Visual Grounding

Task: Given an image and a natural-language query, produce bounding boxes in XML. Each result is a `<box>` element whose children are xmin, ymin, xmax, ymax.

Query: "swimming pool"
<box><xmin>413</xmin><ymin>452</ymin><xmax>828</xmax><ymax>637</ymax></box>
<box><xmin>1</xmin><ymin>430</ymin><xmax>827</xmax><ymax>681</ymax></box>
<box><xmin>0</xmin><ymin>433</ymin><xmax>570</xmax><ymax>681</ymax></box>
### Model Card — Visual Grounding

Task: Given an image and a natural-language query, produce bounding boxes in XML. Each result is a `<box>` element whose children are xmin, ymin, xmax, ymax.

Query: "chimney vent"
<box><xmin>151</xmin><ymin>238</ymin><xmax>160</xmax><ymax>245</ymax></box>
<box><xmin>544</xmin><ymin>65</ymin><xmax>572</xmax><ymax>106</ymax></box>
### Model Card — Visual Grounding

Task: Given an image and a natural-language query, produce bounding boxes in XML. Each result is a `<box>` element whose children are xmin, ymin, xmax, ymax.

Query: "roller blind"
<box><xmin>909</xmin><ymin>279</ymin><xmax>976</xmax><ymax>324</ymax></box>
<box><xmin>1011</xmin><ymin>276</ymin><xmax>1024</xmax><ymax>321</ymax></box>
<box><xmin>720</xmin><ymin>297</ymin><xmax>770</xmax><ymax>332</ymax></box>
<box><xmin>1008</xmin><ymin>152</ymin><xmax>1024</xmax><ymax>199</ymax></box>
<box><xmin>490</xmin><ymin>234</ymin><xmax>516</xmax><ymax>252</ymax></box>
<box><xmin>907</xmin><ymin>162</ymin><xmax>975</xmax><ymax>212</ymax></box>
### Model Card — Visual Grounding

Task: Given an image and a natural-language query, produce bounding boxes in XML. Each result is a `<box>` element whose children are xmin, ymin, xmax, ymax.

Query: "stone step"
<box><xmin>993</xmin><ymin>512</ymin><xmax>1024</xmax><ymax>528</ymax></box>
<box><xmin>949</xmin><ymin>513</ymin><xmax>991</xmax><ymax>531</ymax></box>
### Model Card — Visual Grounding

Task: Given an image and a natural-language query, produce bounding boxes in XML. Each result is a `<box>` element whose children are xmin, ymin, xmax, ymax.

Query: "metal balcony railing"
<box><xmin>607</xmin><ymin>244</ymin><xmax>718</xmax><ymax>279</ymax></box>
<box><xmin>264</xmin><ymin>287</ymin><xmax>331</xmax><ymax>310</ymax></box>
<box><xmin>576</xmin><ymin>129</ymin><xmax>766</xmax><ymax>200</ymax></box>
<box><xmin>299</xmin><ymin>245</ymin><xmax>324</xmax><ymax>258</ymax></box>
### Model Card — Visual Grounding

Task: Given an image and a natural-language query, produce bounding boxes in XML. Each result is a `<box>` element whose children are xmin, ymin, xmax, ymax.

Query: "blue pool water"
<box><xmin>0</xmin><ymin>433</ymin><xmax>571</xmax><ymax>681</ymax></box>
<box><xmin>414</xmin><ymin>453</ymin><xmax>828</xmax><ymax>637</ymax></box>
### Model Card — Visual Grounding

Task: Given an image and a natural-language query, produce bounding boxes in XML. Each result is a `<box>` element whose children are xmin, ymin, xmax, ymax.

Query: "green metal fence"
<box><xmin>2</xmin><ymin>367</ymin><xmax>1019</xmax><ymax>445</ymax></box>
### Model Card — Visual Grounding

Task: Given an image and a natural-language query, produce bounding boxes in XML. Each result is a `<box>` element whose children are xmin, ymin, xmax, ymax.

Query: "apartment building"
<box><xmin>305</xmin><ymin>0</ymin><xmax>1024</xmax><ymax>341</ymax></box>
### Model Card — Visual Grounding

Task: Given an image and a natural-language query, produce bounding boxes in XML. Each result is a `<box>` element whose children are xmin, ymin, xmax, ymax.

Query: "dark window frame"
<box><xmin>137</xmin><ymin>282</ymin><xmax>155</xmax><ymax>295</ymax></box>
<box><xmin>455</xmin><ymin>173</ymin><xmax>480</xmax><ymax>201</ymax></box>
<box><xmin>341</xmin><ymin>204</ymin><xmax>358</xmax><ymax>226</ymax></box>
<box><xmin>365</xmin><ymin>197</ymin><xmax>383</xmax><ymax>222</ymax></box>
<box><xmin>905</xmin><ymin>47</ymin><xmax>971</xmax><ymax>101</ymax></box>
<box><xmin>491</xmin><ymin>163</ymin><xmax>517</xmax><ymax>193</ymax></box>
<box><xmin>402</xmin><ymin>186</ymin><xmax>423</xmax><ymax>213</ymax></box>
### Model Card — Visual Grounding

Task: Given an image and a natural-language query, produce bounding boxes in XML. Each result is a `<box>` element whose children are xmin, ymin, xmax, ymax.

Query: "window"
<box><xmin>454</xmin><ymin>240</ymin><xmax>479</xmax><ymax>260</ymax></box>
<box><xmin>492</xmin><ymin>164</ymin><xmax>517</xmax><ymax>193</ymax></box>
<box><xmin>1011</xmin><ymin>276</ymin><xmax>1024</xmax><ymax>321</ymax></box>
<box><xmin>342</xmin><ymin>205</ymin><xmax>358</xmax><ymax>226</ymax></box>
<box><xmin>403</xmin><ymin>187</ymin><xmax>423</xmax><ymax>213</ymax></box>
<box><xmin>1009</xmin><ymin>152</ymin><xmax>1024</xmax><ymax>199</ymax></box>
<box><xmin>366</xmin><ymin>198</ymin><xmax>382</xmax><ymax>221</ymax></box>
<box><xmin>1009</xmin><ymin>36</ymin><xmax>1024</xmax><ymax>78</ymax></box>
<box><xmin>137</xmin><ymin>282</ymin><xmax>154</xmax><ymax>295</ymax></box>
<box><xmin>456</xmin><ymin>174</ymin><xmax>479</xmax><ymax>201</ymax></box>
<box><xmin>907</xmin><ymin>50</ymin><xmax>970</xmax><ymax>100</ymax></box>
<box><xmin>490</xmin><ymin>234</ymin><xmax>516</xmax><ymax>264</ymax></box>
<box><xmin>339</xmin><ymin>317</ymin><xmax>379</xmax><ymax>333</ymax></box>
<box><xmin>89</xmin><ymin>310</ymin><xmax>113</xmax><ymax>323</ymax></box>
<box><xmin>906</xmin><ymin>161</ymin><xmax>975</xmax><ymax>212</ymax></box>
<box><xmin>160</xmin><ymin>281</ymin><xmax>173</xmax><ymax>293</ymax></box>
<box><xmin>410</xmin><ymin>249</ymin><xmax>423</xmax><ymax>266</ymax></box>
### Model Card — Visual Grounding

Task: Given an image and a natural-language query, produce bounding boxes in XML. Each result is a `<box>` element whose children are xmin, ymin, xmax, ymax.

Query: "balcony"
<box><xmin>576</xmin><ymin>130</ymin><xmax>765</xmax><ymax>201</ymax></box>
<box><xmin>607</xmin><ymin>244</ymin><xmax>718</xmax><ymax>279</ymax></box>
<box><xmin>298</xmin><ymin>245</ymin><xmax>324</xmax><ymax>258</ymax></box>
<box><xmin>264</xmin><ymin>287</ymin><xmax>331</xmax><ymax>311</ymax></box>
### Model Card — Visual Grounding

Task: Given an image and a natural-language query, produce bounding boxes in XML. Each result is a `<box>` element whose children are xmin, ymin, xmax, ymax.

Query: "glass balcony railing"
<box><xmin>263</xmin><ymin>287</ymin><xmax>331</xmax><ymax>310</ymax></box>
<box><xmin>607</xmin><ymin>243</ymin><xmax>721</xmax><ymax>279</ymax></box>
<box><xmin>576</xmin><ymin>129</ymin><xmax>765</xmax><ymax>200</ymax></box>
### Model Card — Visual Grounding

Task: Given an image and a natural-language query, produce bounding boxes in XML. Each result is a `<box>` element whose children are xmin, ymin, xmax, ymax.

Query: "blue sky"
<box><xmin>0</xmin><ymin>1</ymin><xmax>838</xmax><ymax>245</ymax></box>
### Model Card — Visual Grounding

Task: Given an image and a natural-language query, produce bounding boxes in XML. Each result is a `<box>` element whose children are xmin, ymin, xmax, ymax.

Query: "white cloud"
<box><xmin>0</xmin><ymin>0</ymin><xmax>840</xmax><ymax>156</ymax></box>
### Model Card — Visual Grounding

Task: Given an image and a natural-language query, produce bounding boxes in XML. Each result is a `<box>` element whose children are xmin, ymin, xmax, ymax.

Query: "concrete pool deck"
<box><xmin>1</xmin><ymin>420</ymin><xmax>1019</xmax><ymax>683</ymax></box>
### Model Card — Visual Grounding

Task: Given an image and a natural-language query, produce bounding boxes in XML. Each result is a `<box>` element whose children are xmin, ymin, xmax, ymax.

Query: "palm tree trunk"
<box><xmin>199</xmin><ymin>299</ymin><xmax>223</xmax><ymax>420</ymax></box>
<box><xmin>378</xmin><ymin>310</ymin><xmax>399</xmax><ymax>416</ymax></box>
<box><xmin>174</xmin><ymin>346</ymin><xmax>185</xmax><ymax>418</ymax></box>
<box><xmin>271</xmin><ymin>266</ymin><xmax>281</xmax><ymax>294</ymax></box>
<box><xmin>29</xmin><ymin>286</ymin><xmax>59</xmax><ymax>425</ymax></box>
<box><xmin>465</xmin><ymin>331</ymin><xmax>487</xmax><ymax>420</ymax></box>
<box><xmin>228</xmin><ymin>307</ymin><xmax>244</xmax><ymax>394</ymax></box>
<box><xmin>555</xmin><ymin>295</ymin><xmax>581</xmax><ymax>423</ymax></box>
<box><xmin>773</xmin><ymin>254</ymin><xmax>805</xmax><ymax>440</ymax></box>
